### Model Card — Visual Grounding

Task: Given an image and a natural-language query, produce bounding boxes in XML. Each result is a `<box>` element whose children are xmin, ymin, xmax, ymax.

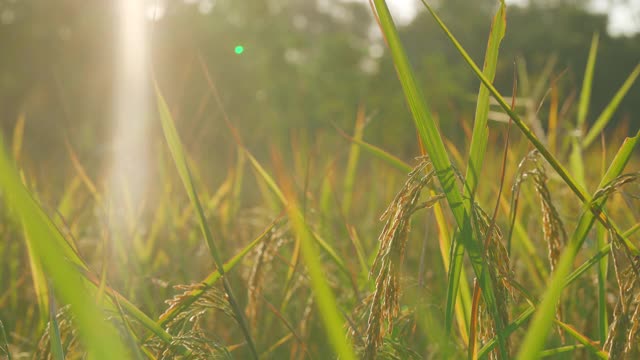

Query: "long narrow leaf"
<box><xmin>0</xmin><ymin>137</ymin><xmax>130</xmax><ymax>359</ymax></box>
<box><xmin>596</xmin><ymin>225</ymin><xmax>608</xmax><ymax>343</ymax></box>
<box><xmin>554</xmin><ymin>320</ymin><xmax>608</xmax><ymax>359</ymax></box>
<box><xmin>583</xmin><ymin>63</ymin><xmax>640</xmax><ymax>148</ymax></box>
<box><xmin>48</xmin><ymin>290</ymin><xmax>65</xmax><ymax>360</ymax></box>
<box><xmin>339</xmin><ymin>132</ymin><xmax>411</xmax><ymax>173</ymax></box>
<box><xmin>11</xmin><ymin>112</ymin><xmax>25</xmax><ymax>162</ymax></box>
<box><xmin>342</xmin><ymin>106</ymin><xmax>366</xmax><ymax>215</ymax></box>
<box><xmin>577</xmin><ymin>33</ymin><xmax>599</xmax><ymax>129</ymax></box>
<box><xmin>570</xmin><ymin>136</ymin><xmax>587</xmax><ymax>189</ymax></box>
<box><xmin>464</xmin><ymin>0</ymin><xmax>506</xmax><ymax>198</ymax></box>
<box><xmin>453</xmin><ymin>0</ymin><xmax>505</xmax><ymax>340</ymax></box>
<box><xmin>23</xmin><ymin>226</ymin><xmax>49</xmax><ymax>327</ymax></box>
<box><xmin>432</xmin><ymin>192</ymin><xmax>471</xmax><ymax>345</ymax></box>
<box><xmin>571</xmin><ymin>33</ymin><xmax>599</xmax><ymax>189</ymax></box>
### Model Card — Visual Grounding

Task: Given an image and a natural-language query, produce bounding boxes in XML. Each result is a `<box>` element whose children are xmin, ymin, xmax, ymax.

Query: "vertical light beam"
<box><xmin>109</xmin><ymin>0</ymin><xmax>150</xmax><ymax>233</ymax></box>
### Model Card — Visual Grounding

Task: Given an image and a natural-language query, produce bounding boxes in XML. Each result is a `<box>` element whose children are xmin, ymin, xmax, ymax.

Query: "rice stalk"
<box><xmin>422</xmin><ymin>0</ymin><xmax>636</xmax><ymax>252</ymax></box>
<box><xmin>594</xmin><ymin>173</ymin><xmax>640</xmax><ymax>357</ymax></box>
<box><xmin>517</xmin><ymin>133</ymin><xmax>638</xmax><ymax>359</ymax></box>
<box><xmin>605</xmin><ymin>245</ymin><xmax>640</xmax><ymax>359</ymax></box>
<box><xmin>370</xmin><ymin>3</ymin><xmax>508</xmax><ymax>355</ymax></box>
<box><xmin>552</xmin><ymin>320</ymin><xmax>607</xmax><ymax>358</ymax></box>
<box><xmin>293</xmin><ymin>293</ymin><xmax>315</xmax><ymax>359</ymax></box>
<box><xmin>257</xmin><ymin>294</ymin><xmax>312</xmax><ymax>359</ymax></box>
<box><xmin>471</xmin><ymin>204</ymin><xmax>514</xmax><ymax>359</ymax></box>
<box><xmin>342</xmin><ymin>105</ymin><xmax>367</xmax><ymax>215</ymax></box>
<box><xmin>245</xmin><ymin>221</ymin><xmax>290</xmax><ymax>329</ymax></box>
<box><xmin>364</xmin><ymin>157</ymin><xmax>443</xmax><ymax>359</ymax></box>
<box><xmin>471</xmin><ymin>64</ymin><xmax>518</xmax><ymax>360</ymax></box>
<box><xmin>11</xmin><ymin>112</ymin><xmax>25</xmax><ymax>163</ymax></box>
<box><xmin>155</xmin><ymin>84</ymin><xmax>258</xmax><ymax>358</ymax></box>
<box><xmin>513</xmin><ymin>151</ymin><xmax>568</xmax><ymax>273</ymax></box>
<box><xmin>274</xmin><ymin>148</ymin><xmax>357</xmax><ymax>360</ymax></box>
<box><xmin>512</xmin><ymin>150</ymin><xmax>569</xmax><ymax>339</ymax></box>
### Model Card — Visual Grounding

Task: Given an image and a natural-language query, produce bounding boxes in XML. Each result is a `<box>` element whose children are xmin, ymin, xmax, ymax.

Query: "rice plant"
<box><xmin>0</xmin><ymin>1</ymin><xmax>638</xmax><ymax>359</ymax></box>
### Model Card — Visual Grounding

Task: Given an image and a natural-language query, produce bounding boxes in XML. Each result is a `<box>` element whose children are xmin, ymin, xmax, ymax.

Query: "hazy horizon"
<box><xmin>350</xmin><ymin>0</ymin><xmax>640</xmax><ymax>35</ymax></box>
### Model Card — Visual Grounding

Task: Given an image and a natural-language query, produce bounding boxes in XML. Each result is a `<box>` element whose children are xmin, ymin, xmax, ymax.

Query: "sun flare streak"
<box><xmin>109</xmin><ymin>0</ymin><xmax>150</xmax><ymax>231</ymax></box>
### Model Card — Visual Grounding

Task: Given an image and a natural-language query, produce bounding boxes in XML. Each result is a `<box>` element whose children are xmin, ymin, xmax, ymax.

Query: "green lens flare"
<box><xmin>234</xmin><ymin>45</ymin><xmax>244</xmax><ymax>54</ymax></box>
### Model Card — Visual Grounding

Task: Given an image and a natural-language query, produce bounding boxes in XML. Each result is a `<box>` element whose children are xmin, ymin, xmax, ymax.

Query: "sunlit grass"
<box><xmin>0</xmin><ymin>0</ymin><xmax>639</xmax><ymax>359</ymax></box>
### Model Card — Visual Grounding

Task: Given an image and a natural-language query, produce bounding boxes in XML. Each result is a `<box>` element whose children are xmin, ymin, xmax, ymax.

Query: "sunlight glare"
<box><xmin>109</xmin><ymin>0</ymin><xmax>151</xmax><ymax>233</ymax></box>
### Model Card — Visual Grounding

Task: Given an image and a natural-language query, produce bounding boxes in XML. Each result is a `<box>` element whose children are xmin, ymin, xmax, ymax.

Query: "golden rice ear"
<box><xmin>606</xmin><ymin>251</ymin><xmax>640</xmax><ymax>359</ymax></box>
<box><xmin>35</xmin><ymin>305</ymin><xmax>79</xmax><ymax>360</ymax></box>
<box><xmin>593</xmin><ymin>173</ymin><xmax>640</xmax><ymax>202</ymax></box>
<box><xmin>471</xmin><ymin>204</ymin><xmax>513</xmax><ymax>359</ymax></box>
<box><xmin>152</xmin><ymin>283</ymin><xmax>233</xmax><ymax>359</ymax></box>
<box><xmin>514</xmin><ymin>150</ymin><xmax>568</xmax><ymax>273</ymax></box>
<box><xmin>245</xmin><ymin>221</ymin><xmax>289</xmax><ymax>329</ymax></box>
<box><xmin>512</xmin><ymin>150</ymin><xmax>569</xmax><ymax>341</ymax></box>
<box><xmin>594</xmin><ymin>173</ymin><xmax>640</xmax><ymax>358</ymax></box>
<box><xmin>364</xmin><ymin>157</ymin><xmax>441</xmax><ymax>359</ymax></box>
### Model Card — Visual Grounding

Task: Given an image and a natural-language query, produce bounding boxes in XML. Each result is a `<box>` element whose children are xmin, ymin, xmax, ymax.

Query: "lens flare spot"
<box><xmin>235</xmin><ymin>45</ymin><xmax>244</xmax><ymax>54</ymax></box>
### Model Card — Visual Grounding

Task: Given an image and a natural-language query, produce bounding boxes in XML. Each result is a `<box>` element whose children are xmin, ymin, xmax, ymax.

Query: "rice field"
<box><xmin>0</xmin><ymin>1</ymin><xmax>639</xmax><ymax>359</ymax></box>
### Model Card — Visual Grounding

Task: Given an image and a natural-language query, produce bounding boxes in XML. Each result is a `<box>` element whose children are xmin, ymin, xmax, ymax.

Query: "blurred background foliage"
<box><xmin>0</xmin><ymin>0</ymin><xmax>638</xmax><ymax>178</ymax></box>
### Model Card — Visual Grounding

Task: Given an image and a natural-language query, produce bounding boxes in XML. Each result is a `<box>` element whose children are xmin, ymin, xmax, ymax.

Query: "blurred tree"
<box><xmin>501</xmin><ymin>3</ymin><xmax>639</xmax><ymax>130</ymax></box>
<box><xmin>0</xmin><ymin>0</ymin><xmax>637</xmax><ymax>179</ymax></box>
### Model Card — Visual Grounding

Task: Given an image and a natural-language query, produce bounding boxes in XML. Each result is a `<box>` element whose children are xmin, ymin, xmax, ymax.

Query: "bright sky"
<box><xmin>374</xmin><ymin>0</ymin><xmax>640</xmax><ymax>36</ymax></box>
